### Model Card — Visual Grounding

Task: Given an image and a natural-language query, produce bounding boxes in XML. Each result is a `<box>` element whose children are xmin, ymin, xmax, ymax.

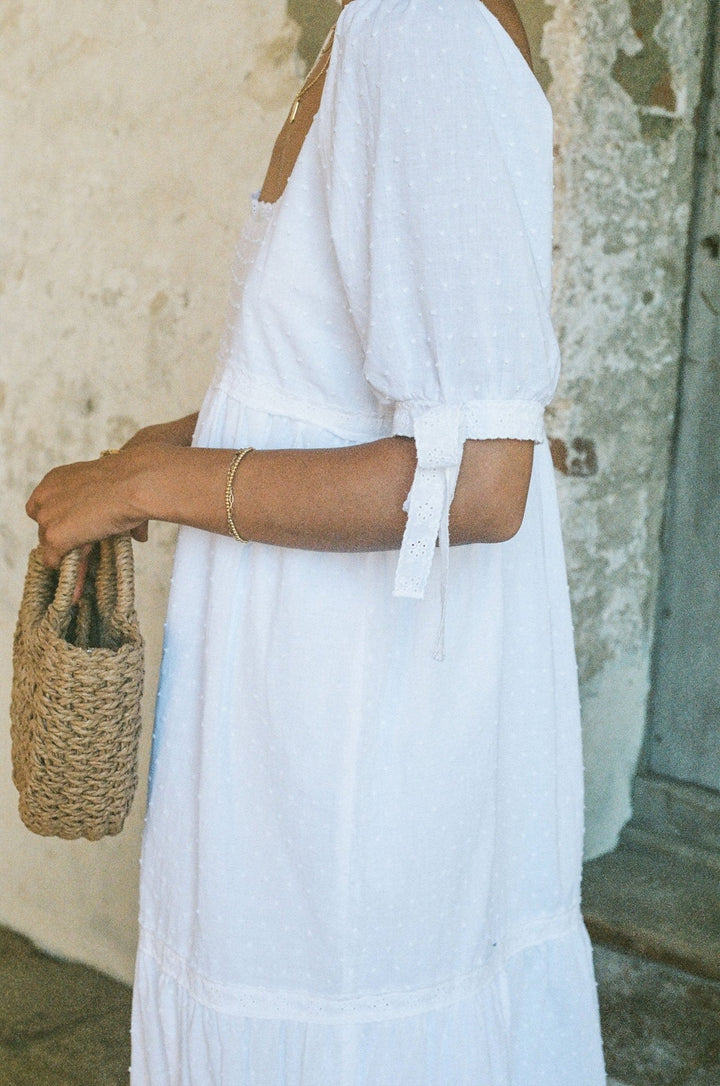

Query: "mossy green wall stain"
<box><xmin>287</xmin><ymin>0</ymin><xmax>554</xmax><ymax>92</ymax></box>
<box><xmin>286</xmin><ymin>0</ymin><xmax>337</xmax><ymax>69</ymax></box>
<box><xmin>612</xmin><ymin>0</ymin><xmax>678</xmax><ymax>138</ymax></box>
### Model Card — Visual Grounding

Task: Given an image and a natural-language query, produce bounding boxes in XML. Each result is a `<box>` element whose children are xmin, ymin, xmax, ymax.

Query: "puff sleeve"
<box><xmin>319</xmin><ymin>0</ymin><xmax>560</xmax><ymax>616</ymax></box>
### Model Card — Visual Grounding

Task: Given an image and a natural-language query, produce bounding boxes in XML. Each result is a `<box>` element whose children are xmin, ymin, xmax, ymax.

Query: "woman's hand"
<box><xmin>26</xmin><ymin>448</ymin><xmax>150</xmax><ymax>568</ymax></box>
<box><xmin>25</xmin><ymin>413</ymin><xmax>198</xmax><ymax>567</ymax></box>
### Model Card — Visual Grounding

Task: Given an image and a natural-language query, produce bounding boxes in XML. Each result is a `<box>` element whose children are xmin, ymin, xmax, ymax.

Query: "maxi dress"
<box><xmin>131</xmin><ymin>1</ymin><xmax>607</xmax><ymax>1083</ymax></box>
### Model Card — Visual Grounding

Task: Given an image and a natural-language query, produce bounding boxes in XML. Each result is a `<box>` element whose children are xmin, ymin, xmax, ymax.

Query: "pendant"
<box><xmin>290</xmin><ymin>99</ymin><xmax>299</xmax><ymax>123</ymax></box>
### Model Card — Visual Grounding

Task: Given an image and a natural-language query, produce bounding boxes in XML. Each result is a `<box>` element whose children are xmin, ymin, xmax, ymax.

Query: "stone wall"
<box><xmin>0</xmin><ymin>0</ymin><xmax>711</xmax><ymax>981</ymax></box>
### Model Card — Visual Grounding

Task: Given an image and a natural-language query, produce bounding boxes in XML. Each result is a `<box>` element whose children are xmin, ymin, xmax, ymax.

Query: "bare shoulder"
<box><xmin>478</xmin><ymin>0</ymin><xmax>534</xmax><ymax>70</ymax></box>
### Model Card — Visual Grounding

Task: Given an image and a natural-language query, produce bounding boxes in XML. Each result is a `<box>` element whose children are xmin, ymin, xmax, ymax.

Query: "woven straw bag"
<box><xmin>10</xmin><ymin>534</ymin><xmax>144</xmax><ymax>840</ymax></box>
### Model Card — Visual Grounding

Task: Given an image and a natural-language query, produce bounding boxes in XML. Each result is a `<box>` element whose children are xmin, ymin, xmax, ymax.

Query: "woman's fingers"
<box><xmin>34</xmin><ymin>521</ymin><xmax>68</xmax><ymax>569</ymax></box>
<box><xmin>26</xmin><ymin>450</ymin><xmax>146</xmax><ymax>564</ymax></box>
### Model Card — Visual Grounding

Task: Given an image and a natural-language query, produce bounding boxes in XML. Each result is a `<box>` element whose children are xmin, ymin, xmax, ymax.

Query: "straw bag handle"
<box><xmin>96</xmin><ymin>534</ymin><xmax>136</xmax><ymax>619</ymax></box>
<box><xmin>53</xmin><ymin>535</ymin><xmax>136</xmax><ymax>622</ymax></box>
<box><xmin>53</xmin><ymin>546</ymin><xmax>88</xmax><ymax>617</ymax></box>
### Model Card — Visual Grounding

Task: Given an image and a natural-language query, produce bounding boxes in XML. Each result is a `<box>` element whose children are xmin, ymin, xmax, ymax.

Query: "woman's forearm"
<box><xmin>133</xmin><ymin>436</ymin><xmax>534</xmax><ymax>551</ymax></box>
<box><xmin>135</xmin><ymin>440</ymin><xmax>416</xmax><ymax>551</ymax></box>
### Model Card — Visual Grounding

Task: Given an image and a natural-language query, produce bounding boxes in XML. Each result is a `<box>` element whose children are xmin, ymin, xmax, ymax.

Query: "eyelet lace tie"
<box><xmin>393</xmin><ymin>404</ymin><xmax>465</xmax><ymax>661</ymax></box>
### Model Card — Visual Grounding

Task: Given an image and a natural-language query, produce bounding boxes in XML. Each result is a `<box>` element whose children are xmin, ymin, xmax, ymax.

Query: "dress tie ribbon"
<box><xmin>393</xmin><ymin>404</ymin><xmax>466</xmax><ymax>660</ymax></box>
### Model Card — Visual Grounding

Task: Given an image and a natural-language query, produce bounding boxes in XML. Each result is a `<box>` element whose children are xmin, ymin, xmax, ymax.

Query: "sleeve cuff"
<box><xmin>392</xmin><ymin>398</ymin><xmax>547</xmax><ymax>444</ymax></box>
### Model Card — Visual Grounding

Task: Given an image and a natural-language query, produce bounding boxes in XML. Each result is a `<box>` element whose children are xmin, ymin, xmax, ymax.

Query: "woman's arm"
<box><xmin>110</xmin><ymin>412</ymin><xmax>199</xmax><ymax>543</ymax></box>
<box><xmin>26</xmin><ymin>431</ymin><xmax>533</xmax><ymax>567</ymax></box>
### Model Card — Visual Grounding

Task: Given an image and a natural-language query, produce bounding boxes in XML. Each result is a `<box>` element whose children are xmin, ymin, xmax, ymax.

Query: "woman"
<box><xmin>27</xmin><ymin>0</ymin><xmax>607</xmax><ymax>1082</ymax></box>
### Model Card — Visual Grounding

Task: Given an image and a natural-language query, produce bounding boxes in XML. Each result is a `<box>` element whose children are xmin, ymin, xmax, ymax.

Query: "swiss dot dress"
<box><xmin>131</xmin><ymin>1</ymin><xmax>607</xmax><ymax>1083</ymax></box>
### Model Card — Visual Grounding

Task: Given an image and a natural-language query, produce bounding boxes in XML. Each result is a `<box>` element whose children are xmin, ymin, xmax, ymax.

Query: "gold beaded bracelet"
<box><xmin>225</xmin><ymin>447</ymin><xmax>254</xmax><ymax>543</ymax></box>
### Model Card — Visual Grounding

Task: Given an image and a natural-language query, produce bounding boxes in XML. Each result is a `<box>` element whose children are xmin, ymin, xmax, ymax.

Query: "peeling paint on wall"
<box><xmin>612</xmin><ymin>0</ymin><xmax>679</xmax><ymax>137</ymax></box>
<box><xmin>545</xmin><ymin>0</ymin><xmax>711</xmax><ymax>856</ymax></box>
<box><xmin>550</xmin><ymin>436</ymin><xmax>600</xmax><ymax>477</ymax></box>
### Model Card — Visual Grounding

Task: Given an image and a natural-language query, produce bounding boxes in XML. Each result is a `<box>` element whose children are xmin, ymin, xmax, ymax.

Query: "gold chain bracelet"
<box><xmin>225</xmin><ymin>448</ymin><xmax>254</xmax><ymax>543</ymax></box>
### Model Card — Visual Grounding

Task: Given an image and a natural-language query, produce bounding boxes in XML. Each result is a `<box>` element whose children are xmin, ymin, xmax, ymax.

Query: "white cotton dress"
<box><xmin>131</xmin><ymin>1</ymin><xmax>607</xmax><ymax>1083</ymax></box>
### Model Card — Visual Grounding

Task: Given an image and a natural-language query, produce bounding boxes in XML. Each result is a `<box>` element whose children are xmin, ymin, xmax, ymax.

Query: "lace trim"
<box><xmin>392</xmin><ymin>399</ymin><xmax>546</xmax><ymax>443</ymax></box>
<box><xmin>138</xmin><ymin>905</ymin><xmax>582</xmax><ymax>1025</ymax></box>
<box><xmin>251</xmin><ymin>193</ymin><xmax>277</xmax><ymax>218</ymax></box>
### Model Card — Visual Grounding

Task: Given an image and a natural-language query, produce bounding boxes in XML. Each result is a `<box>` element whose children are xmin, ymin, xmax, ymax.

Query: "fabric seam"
<box><xmin>137</xmin><ymin>903</ymin><xmax>583</xmax><ymax>1025</ymax></box>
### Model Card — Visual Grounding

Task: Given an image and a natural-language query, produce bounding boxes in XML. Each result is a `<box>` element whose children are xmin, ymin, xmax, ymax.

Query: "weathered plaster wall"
<box><xmin>0</xmin><ymin>0</ymin><xmax>711</xmax><ymax>982</ymax></box>
<box><xmin>543</xmin><ymin>0</ymin><xmax>711</xmax><ymax>856</ymax></box>
<box><xmin>0</xmin><ymin>0</ymin><xmax>302</xmax><ymax>984</ymax></box>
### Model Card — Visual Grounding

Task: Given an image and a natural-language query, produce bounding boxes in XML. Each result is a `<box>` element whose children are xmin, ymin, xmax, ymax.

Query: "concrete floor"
<box><xmin>0</xmin><ymin>927</ymin><xmax>131</xmax><ymax>1086</ymax></box>
<box><xmin>583</xmin><ymin>828</ymin><xmax>720</xmax><ymax>985</ymax></box>
<box><xmin>597</xmin><ymin>944</ymin><xmax>720</xmax><ymax>1085</ymax></box>
<box><xmin>582</xmin><ymin>822</ymin><xmax>720</xmax><ymax>1084</ymax></box>
<box><xmin>1</xmin><ymin>925</ymin><xmax>719</xmax><ymax>1084</ymax></box>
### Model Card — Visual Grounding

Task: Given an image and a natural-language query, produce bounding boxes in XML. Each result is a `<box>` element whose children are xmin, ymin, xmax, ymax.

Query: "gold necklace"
<box><xmin>289</xmin><ymin>26</ymin><xmax>335</xmax><ymax>123</ymax></box>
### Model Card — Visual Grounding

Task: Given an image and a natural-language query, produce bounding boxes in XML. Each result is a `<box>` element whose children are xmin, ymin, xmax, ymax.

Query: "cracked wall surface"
<box><xmin>545</xmin><ymin>0</ymin><xmax>711</xmax><ymax>856</ymax></box>
<box><xmin>0</xmin><ymin>0</ymin><xmax>712</xmax><ymax>979</ymax></box>
<box><xmin>612</xmin><ymin>0</ymin><xmax>679</xmax><ymax>136</ymax></box>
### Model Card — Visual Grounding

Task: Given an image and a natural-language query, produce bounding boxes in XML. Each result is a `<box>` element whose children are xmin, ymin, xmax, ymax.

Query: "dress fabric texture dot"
<box><xmin>130</xmin><ymin>1</ymin><xmax>607</xmax><ymax>1082</ymax></box>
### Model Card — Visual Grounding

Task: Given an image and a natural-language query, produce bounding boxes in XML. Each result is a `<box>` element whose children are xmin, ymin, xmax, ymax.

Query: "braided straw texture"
<box><xmin>10</xmin><ymin>535</ymin><xmax>144</xmax><ymax>840</ymax></box>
